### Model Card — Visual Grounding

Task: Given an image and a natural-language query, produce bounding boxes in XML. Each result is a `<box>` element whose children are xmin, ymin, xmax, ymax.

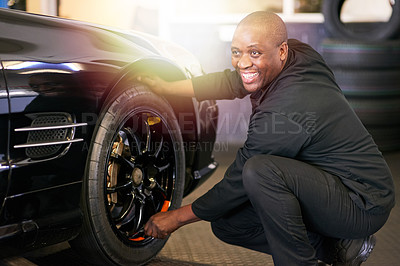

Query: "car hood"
<box><xmin>0</xmin><ymin>8</ymin><xmax>203</xmax><ymax>78</ymax></box>
<box><xmin>102</xmin><ymin>28</ymin><xmax>204</xmax><ymax>77</ymax></box>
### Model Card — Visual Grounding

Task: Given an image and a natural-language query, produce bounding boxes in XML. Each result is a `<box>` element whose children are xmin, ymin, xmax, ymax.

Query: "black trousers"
<box><xmin>211</xmin><ymin>155</ymin><xmax>390</xmax><ymax>266</ymax></box>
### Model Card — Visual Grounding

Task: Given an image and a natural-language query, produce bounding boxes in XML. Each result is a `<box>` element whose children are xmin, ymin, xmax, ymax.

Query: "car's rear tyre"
<box><xmin>70</xmin><ymin>84</ymin><xmax>185</xmax><ymax>265</ymax></box>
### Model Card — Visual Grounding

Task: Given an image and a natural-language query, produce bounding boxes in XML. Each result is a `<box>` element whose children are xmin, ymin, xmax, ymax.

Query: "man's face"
<box><xmin>231</xmin><ymin>25</ymin><xmax>287</xmax><ymax>93</ymax></box>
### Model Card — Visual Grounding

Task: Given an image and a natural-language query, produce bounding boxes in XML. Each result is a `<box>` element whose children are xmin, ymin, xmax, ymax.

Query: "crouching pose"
<box><xmin>141</xmin><ymin>11</ymin><xmax>395</xmax><ymax>266</ymax></box>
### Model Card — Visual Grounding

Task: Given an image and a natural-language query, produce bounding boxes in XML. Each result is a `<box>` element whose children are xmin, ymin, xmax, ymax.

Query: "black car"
<box><xmin>0</xmin><ymin>8</ymin><xmax>218</xmax><ymax>265</ymax></box>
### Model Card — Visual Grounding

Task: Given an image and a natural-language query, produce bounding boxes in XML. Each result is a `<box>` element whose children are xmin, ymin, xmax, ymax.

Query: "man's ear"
<box><xmin>279</xmin><ymin>42</ymin><xmax>288</xmax><ymax>61</ymax></box>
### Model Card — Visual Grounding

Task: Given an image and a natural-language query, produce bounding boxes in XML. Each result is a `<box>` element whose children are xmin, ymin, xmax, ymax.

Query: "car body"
<box><xmin>0</xmin><ymin>8</ymin><xmax>218</xmax><ymax>264</ymax></box>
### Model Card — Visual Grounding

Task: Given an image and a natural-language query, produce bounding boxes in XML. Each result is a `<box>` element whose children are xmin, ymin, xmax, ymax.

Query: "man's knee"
<box><xmin>211</xmin><ymin>220</ymin><xmax>241</xmax><ymax>246</ymax></box>
<box><xmin>242</xmin><ymin>154</ymin><xmax>284</xmax><ymax>192</ymax></box>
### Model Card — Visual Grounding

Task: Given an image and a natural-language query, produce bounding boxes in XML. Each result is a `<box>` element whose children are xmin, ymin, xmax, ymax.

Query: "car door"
<box><xmin>0</xmin><ymin>61</ymin><xmax>10</xmax><ymax>215</ymax></box>
<box><xmin>0</xmin><ymin>13</ymin><xmax>91</xmax><ymax>225</ymax></box>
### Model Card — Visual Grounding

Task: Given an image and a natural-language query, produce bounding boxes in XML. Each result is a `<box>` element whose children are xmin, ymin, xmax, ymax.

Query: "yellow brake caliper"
<box><xmin>147</xmin><ymin>115</ymin><xmax>161</xmax><ymax>126</ymax></box>
<box><xmin>107</xmin><ymin>134</ymin><xmax>124</xmax><ymax>209</ymax></box>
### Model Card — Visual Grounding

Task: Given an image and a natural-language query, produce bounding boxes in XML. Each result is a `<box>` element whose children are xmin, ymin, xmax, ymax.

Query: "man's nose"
<box><xmin>237</xmin><ymin>54</ymin><xmax>252</xmax><ymax>69</ymax></box>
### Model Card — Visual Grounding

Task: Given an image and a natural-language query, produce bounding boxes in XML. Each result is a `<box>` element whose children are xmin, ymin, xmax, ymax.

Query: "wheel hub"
<box><xmin>132</xmin><ymin>167</ymin><xmax>143</xmax><ymax>187</ymax></box>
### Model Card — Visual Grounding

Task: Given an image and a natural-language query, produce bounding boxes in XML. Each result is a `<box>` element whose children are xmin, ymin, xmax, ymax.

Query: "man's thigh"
<box><xmin>245</xmin><ymin>154</ymin><xmax>387</xmax><ymax>239</ymax></box>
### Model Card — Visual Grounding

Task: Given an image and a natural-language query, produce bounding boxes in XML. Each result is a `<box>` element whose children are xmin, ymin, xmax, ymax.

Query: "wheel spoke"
<box><xmin>153</xmin><ymin>135</ymin><xmax>163</xmax><ymax>158</ymax></box>
<box><xmin>111</xmin><ymin>153</ymin><xmax>135</xmax><ymax>169</ymax></box>
<box><xmin>135</xmin><ymin>201</ymin><xmax>145</xmax><ymax>231</ymax></box>
<box><xmin>154</xmin><ymin>162</ymin><xmax>170</xmax><ymax>172</ymax></box>
<box><xmin>122</xmin><ymin>127</ymin><xmax>142</xmax><ymax>156</ymax></box>
<box><xmin>152</xmin><ymin>182</ymin><xmax>167</xmax><ymax>199</ymax></box>
<box><xmin>144</xmin><ymin>121</ymin><xmax>151</xmax><ymax>153</ymax></box>
<box><xmin>116</xmin><ymin>195</ymin><xmax>136</xmax><ymax>226</ymax></box>
<box><xmin>107</xmin><ymin>179</ymin><xmax>133</xmax><ymax>193</ymax></box>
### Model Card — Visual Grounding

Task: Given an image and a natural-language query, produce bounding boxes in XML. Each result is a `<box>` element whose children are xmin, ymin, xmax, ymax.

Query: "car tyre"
<box><xmin>321</xmin><ymin>39</ymin><xmax>400</xmax><ymax>68</ymax></box>
<box><xmin>331</xmin><ymin>69</ymin><xmax>400</xmax><ymax>126</ymax></box>
<box><xmin>70</xmin><ymin>84</ymin><xmax>185</xmax><ymax>265</ymax></box>
<box><xmin>321</xmin><ymin>38</ymin><xmax>400</xmax><ymax>150</ymax></box>
<box><xmin>322</xmin><ymin>0</ymin><xmax>400</xmax><ymax>41</ymax></box>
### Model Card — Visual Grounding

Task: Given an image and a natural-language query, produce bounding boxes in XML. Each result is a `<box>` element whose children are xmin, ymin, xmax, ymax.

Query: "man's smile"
<box><xmin>240</xmin><ymin>71</ymin><xmax>259</xmax><ymax>84</ymax></box>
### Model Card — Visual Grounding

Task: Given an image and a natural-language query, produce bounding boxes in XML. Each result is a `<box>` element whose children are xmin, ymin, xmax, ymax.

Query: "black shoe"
<box><xmin>333</xmin><ymin>235</ymin><xmax>376</xmax><ymax>266</ymax></box>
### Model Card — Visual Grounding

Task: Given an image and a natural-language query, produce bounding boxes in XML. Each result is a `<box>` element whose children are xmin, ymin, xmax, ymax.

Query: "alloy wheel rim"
<box><xmin>104</xmin><ymin>109</ymin><xmax>176</xmax><ymax>245</ymax></box>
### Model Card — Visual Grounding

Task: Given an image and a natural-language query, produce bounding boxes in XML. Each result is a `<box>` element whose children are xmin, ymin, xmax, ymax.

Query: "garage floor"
<box><xmin>1</xmin><ymin>145</ymin><xmax>399</xmax><ymax>266</ymax></box>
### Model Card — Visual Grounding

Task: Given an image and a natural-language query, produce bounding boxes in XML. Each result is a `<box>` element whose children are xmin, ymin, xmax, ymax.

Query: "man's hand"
<box><xmin>137</xmin><ymin>74</ymin><xmax>166</xmax><ymax>95</ymax></box>
<box><xmin>136</xmin><ymin>74</ymin><xmax>195</xmax><ymax>98</ymax></box>
<box><xmin>144</xmin><ymin>204</ymin><xmax>201</xmax><ymax>239</ymax></box>
<box><xmin>144</xmin><ymin>210</ymin><xmax>180</xmax><ymax>239</ymax></box>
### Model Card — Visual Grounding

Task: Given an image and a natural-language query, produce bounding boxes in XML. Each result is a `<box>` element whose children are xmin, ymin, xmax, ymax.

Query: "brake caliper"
<box><xmin>107</xmin><ymin>135</ymin><xmax>124</xmax><ymax>206</ymax></box>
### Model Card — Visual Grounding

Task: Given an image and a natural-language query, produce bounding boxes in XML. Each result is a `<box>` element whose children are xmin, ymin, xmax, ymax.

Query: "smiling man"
<box><xmin>231</xmin><ymin>13</ymin><xmax>287</xmax><ymax>92</ymax></box>
<box><xmin>141</xmin><ymin>11</ymin><xmax>395</xmax><ymax>266</ymax></box>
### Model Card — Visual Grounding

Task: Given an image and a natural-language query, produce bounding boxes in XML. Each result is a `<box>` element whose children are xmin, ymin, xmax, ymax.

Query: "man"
<box><xmin>140</xmin><ymin>11</ymin><xmax>395</xmax><ymax>265</ymax></box>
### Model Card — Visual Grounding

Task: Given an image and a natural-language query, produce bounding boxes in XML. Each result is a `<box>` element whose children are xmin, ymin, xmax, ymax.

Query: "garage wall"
<box><xmin>26</xmin><ymin>0</ymin><xmax>41</xmax><ymax>13</ymax></box>
<box><xmin>59</xmin><ymin>0</ymin><xmax>138</xmax><ymax>29</ymax></box>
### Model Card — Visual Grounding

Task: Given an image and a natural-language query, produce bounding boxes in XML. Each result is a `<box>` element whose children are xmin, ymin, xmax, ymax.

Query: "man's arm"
<box><xmin>144</xmin><ymin>204</ymin><xmax>201</xmax><ymax>239</ymax></box>
<box><xmin>137</xmin><ymin>75</ymin><xmax>195</xmax><ymax>97</ymax></box>
<box><xmin>138</xmin><ymin>70</ymin><xmax>249</xmax><ymax>100</ymax></box>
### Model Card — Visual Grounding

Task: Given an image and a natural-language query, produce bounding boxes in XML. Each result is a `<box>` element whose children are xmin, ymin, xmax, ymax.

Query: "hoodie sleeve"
<box><xmin>191</xmin><ymin>69</ymin><xmax>250</xmax><ymax>101</ymax></box>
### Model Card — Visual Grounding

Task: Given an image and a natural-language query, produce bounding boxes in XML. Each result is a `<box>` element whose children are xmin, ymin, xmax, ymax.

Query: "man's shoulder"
<box><xmin>286</xmin><ymin>39</ymin><xmax>327</xmax><ymax>70</ymax></box>
<box><xmin>288</xmin><ymin>38</ymin><xmax>311</xmax><ymax>47</ymax></box>
<box><xmin>288</xmin><ymin>39</ymin><xmax>317</xmax><ymax>55</ymax></box>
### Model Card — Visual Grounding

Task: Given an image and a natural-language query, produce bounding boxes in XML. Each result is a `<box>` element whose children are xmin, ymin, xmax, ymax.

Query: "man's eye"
<box><xmin>231</xmin><ymin>50</ymin><xmax>240</xmax><ymax>56</ymax></box>
<box><xmin>251</xmin><ymin>51</ymin><xmax>260</xmax><ymax>56</ymax></box>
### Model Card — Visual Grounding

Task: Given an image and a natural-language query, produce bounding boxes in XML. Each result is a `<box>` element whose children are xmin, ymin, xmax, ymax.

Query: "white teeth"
<box><xmin>242</xmin><ymin>72</ymin><xmax>258</xmax><ymax>79</ymax></box>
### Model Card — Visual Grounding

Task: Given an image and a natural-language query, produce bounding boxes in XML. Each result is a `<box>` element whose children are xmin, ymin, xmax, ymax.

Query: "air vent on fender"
<box><xmin>13</xmin><ymin>112</ymin><xmax>87</xmax><ymax>160</ymax></box>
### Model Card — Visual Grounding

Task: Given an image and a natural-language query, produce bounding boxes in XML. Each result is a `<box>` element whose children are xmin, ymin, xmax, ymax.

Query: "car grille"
<box><xmin>14</xmin><ymin>113</ymin><xmax>87</xmax><ymax>160</ymax></box>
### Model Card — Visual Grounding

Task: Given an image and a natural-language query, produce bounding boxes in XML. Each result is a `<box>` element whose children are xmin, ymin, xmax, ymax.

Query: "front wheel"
<box><xmin>70</xmin><ymin>85</ymin><xmax>185</xmax><ymax>265</ymax></box>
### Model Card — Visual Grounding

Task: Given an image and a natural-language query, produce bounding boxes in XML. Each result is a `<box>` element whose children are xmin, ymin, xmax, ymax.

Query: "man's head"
<box><xmin>231</xmin><ymin>11</ymin><xmax>288</xmax><ymax>93</ymax></box>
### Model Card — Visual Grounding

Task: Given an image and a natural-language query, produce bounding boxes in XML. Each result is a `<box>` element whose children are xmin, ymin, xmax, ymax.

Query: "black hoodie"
<box><xmin>191</xmin><ymin>39</ymin><xmax>395</xmax><ymax>220</ymax></box>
